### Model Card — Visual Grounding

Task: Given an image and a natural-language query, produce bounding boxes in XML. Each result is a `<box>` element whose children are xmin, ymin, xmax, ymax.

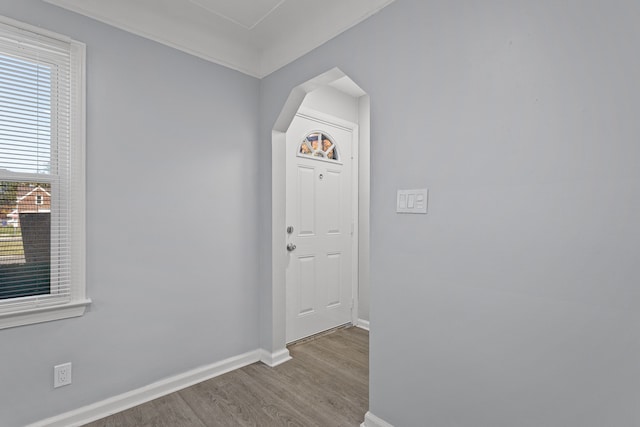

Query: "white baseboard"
<box><xmin>27</xmin><ymin>349</ymin><xmax>262</xmax><ymax>427</ymax></box>
<box><xmin>259</xmin><ymin>348</ymin><xmax>292</xmax><ymax>367</ymax></box>
<box><xmin>356</xmin><ymin>318</ymin><xmax>370</xmax><ymax>331</ymax></box>
<box><xmin>361</xmin><ymin>411</ymin><xmax>394</xmax><ymax>427</ymax></box>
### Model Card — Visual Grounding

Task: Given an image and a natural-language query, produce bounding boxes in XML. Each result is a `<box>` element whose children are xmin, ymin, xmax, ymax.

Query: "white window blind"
<box><xmin>0</xmin><ymin>16</ymin><xmax>88</xmax><ymax>328</ymax></box>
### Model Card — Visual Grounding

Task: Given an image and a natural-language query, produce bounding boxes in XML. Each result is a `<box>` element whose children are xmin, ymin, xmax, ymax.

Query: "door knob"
<box><xmin>286</xmin><ymin>243</ymin><xmax>296</xmax><ymax>252</ymax></box>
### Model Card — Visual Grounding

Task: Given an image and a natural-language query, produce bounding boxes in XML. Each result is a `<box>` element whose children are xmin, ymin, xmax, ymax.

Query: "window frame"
<box><xmin>297</xmin><ymin>130</ymin><xmax>343</xmax><ymax>165</ymax></box>
<box><xmin>0</xmin><ymin>15</ymin><xmax>89</xmax><ymax>329</ymax></box>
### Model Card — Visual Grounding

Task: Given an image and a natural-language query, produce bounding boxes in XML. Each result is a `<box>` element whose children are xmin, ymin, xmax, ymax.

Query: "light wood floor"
<box><xmin>85</xmin><ymin>327</ymin><xmax>369</xmax><ymax>427</ymax></box>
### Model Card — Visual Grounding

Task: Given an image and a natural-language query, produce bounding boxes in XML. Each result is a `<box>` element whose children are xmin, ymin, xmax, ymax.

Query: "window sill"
<box><xmin>0</xmin><ymin>299</ymin><xmax>92</xmax><ymax>330</ymax></box>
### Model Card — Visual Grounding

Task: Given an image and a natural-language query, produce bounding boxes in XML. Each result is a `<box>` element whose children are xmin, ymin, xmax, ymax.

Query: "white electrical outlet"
<box><xmin>54</xmin><ymin>363</ymin><xmax>72</xmax><ymax>388</ymax></box>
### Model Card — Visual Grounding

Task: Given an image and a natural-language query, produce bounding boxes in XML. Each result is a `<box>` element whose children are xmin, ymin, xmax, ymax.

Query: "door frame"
<box><xmin>286</xmin><ymin>108</ymin><xmax>360</xmax><ymax>343</ymax></box>
<box><xmin>265</xmin><ymin>68</ymin><xmax>370</xmax><ymax>366</ymax></box>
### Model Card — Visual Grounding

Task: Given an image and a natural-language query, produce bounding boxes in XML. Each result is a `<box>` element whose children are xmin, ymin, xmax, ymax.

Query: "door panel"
<box><xmin>324</xmin><ymin>169</ymin><xmax>342</xmax><ymax>234</ymax></box>
<box><xmin>297</xmin><ymin>255</ymin><xmax>316</xmax><ymax>315</ymax></box>
<box><xmin>326</xmin><ymin>252</ymin><xmax>341</xmax><ymax>307</ymax></box>
<box><xmin>297</xmin><ymin>166</ymin><xmax>316</xmax><ymax>236</ymax></box>
<box><xmin>285</xmin><ymin>114</ymin><xmax>354</xmax><ymax>343</ymax></box>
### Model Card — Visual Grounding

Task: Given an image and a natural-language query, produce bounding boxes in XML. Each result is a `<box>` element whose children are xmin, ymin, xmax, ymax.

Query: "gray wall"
<box><xmin>0</xmin><ymin>2</ymin><xmax>260</xmax><ymax>426</ymax></box>
<box><xmin>3</xmin><ymin>0</ymin><xmax>639</xmax><ymax>425</ymax></box>
<box><xmin>260</xmin><ymin>0</ymin><xmax>640</xmax><ymax>425</ymax></box>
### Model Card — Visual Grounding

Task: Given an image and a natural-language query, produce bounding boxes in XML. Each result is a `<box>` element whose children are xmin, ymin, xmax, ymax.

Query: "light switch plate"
<box><xmin>397</xmin><ymin>189</ymin><xmax>428</xmax><ymax>214</ymax></box>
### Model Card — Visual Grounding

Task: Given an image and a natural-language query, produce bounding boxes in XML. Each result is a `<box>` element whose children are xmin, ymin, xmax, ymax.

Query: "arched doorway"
<box><xmin>264</xmin><ymin>68</ymin><xmax>370</xmax><ymax>365</ymax></box>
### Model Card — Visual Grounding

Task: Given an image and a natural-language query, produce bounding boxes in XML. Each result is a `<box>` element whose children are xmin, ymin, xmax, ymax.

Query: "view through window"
<box><xmin>0</xmin><ymin>53</ymin><xmax>53</xmax><ymax>300</ymax></box>
<box><xmin>298</xmin><ymin>132</ymin><xmax>339</xmax><ymax>161</ymax></box>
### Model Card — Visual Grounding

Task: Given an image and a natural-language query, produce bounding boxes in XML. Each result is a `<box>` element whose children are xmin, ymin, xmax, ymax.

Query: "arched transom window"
<box><xmin>298</xmin><ymin>132</ymin><xmax>339</xmax><ymax>161</ymax></box>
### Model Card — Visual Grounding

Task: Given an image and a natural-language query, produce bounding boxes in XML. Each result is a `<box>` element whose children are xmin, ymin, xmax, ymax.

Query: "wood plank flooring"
<box><xmin>84</xmin><ymin>327</ymin><xmax>369</xmax><ymax>427</ymax></box>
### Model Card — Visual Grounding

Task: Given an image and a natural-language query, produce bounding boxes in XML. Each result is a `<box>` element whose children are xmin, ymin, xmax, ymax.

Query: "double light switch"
<box><xmin>397</xmin><ymin>188</ymin><xmax>428</xmax><ymax>214</ymax></box>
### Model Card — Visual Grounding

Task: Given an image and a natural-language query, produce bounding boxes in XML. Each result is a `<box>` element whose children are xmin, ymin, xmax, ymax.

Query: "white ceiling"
<box><xmin>42</xmin><ymin>0</ymin><xmax>395</xmax><ymax>78</ymax></box>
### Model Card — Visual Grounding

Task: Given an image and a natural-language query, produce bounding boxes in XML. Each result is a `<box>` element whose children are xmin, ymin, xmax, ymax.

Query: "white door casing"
<box><xmin>285</xmin><ymin>113</ymin><xmax>356</xmax><ymax>343</ymax></box>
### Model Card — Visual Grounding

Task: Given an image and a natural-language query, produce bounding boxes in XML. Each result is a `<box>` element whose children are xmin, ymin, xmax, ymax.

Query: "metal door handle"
<box><xmin>286</xmin><ymin>243</ymin><xmax>296</xmax><ymax>252</ymax></box>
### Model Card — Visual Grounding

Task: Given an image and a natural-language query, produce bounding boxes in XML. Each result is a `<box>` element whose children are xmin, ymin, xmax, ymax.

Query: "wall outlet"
<box><xmin>54</xmin><ymin>363</ymin><xmax>72</xmax><ymax>388</ymax></box>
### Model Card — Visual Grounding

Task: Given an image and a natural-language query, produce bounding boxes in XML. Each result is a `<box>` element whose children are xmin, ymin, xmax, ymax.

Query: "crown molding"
<box><xmin>43</xmin><ymin>0</ymin><xmax>395</xmax><ymax>78</ymax></box>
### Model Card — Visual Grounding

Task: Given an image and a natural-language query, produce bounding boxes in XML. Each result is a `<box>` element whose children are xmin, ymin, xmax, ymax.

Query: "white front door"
<box><xmin>285</xmin><ymin>113</ymin><xmax>355</xmax><ymax>343</ymax></box>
